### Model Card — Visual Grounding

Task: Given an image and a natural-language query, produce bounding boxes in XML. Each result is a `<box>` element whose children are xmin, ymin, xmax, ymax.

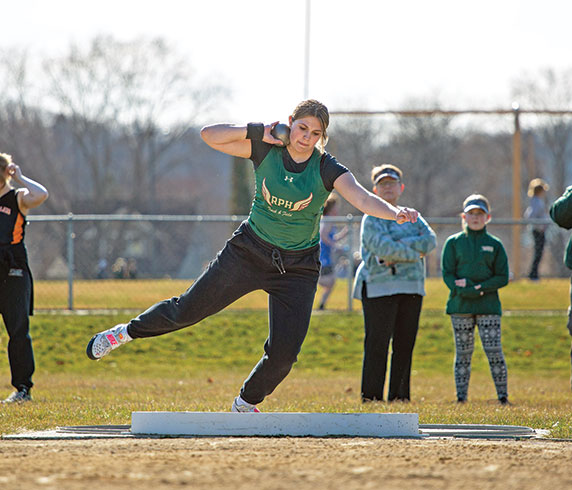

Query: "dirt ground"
<box><xmin>0</xmin><ymin>437</ymin><xmax>571</xmax><ymax>489</ymax></box>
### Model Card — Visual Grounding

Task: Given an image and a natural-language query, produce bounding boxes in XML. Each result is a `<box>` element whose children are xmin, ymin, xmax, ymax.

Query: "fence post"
<box><xmin>347</xmin><ymin>215</ymin><xmax>354</xmax><ymax>311</ymax></box>
<box><xmin>67</xmin><ymin>213</ymin><xmax>75</xmax><ymax>310</ymax></box>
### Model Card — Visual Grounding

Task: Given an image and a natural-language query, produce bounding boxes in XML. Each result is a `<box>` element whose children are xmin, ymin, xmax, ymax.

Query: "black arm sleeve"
<box><xmin>320</xmin><ymin>153</ymin><xmax>349</xmax><ymax>192</ymax></box>
<box><xmin>250</xmin><ymin>140</ymin><xmax>274</xmax><ymax>170</ymax></box>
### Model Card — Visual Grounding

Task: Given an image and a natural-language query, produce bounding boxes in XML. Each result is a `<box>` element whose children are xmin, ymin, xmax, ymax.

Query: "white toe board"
<box><xmin>131</xmin><ymin>411</ymin><xmax>419</xmax><ymax>438</ymax></box>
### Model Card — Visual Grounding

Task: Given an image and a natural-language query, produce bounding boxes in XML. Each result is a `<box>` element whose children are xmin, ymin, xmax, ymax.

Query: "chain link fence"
<box><xmin>24</xmin><ymin>214</ymin><xmax>565</xmax><ymax>312</ymax></box>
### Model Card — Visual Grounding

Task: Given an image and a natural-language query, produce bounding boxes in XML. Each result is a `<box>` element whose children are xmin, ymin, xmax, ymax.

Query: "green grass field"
<box><xmin>1</xmin><ymin>278</ymin><xmax>571</xmax><ymax>438</ymax></box>
<box><xmin>34</xmin><ymin>277</ymin><xmax>572</xmax><ymax>311</ymax></box>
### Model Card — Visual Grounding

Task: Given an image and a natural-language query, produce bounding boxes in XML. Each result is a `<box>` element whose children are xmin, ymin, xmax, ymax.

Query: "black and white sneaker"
<box><xmin>86</xmin><ymin>324</ymin><xmax>132</xmax><ymax>360</ymax></box>
<box><xmin>3</xmin><ymin>386</ymin><xmax>32</xmax><ymax>404</ymax></box>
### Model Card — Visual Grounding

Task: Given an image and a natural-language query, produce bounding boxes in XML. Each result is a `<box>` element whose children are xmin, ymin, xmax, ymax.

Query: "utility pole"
<box><xmin>304</xmin><ymin>0</ymin><xmax>311</xmax><ymax>99</ymax></box>
<box><xmin>512</xmin><ymin>102</ymin><xmax>522</xmax><ymax>278</ymax></box>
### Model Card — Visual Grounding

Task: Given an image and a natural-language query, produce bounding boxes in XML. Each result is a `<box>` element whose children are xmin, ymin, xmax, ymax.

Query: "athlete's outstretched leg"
<box><xmin>87</xmin><ymin>227</ymin><xmax>262</xmax><ymax>360</ymax></box>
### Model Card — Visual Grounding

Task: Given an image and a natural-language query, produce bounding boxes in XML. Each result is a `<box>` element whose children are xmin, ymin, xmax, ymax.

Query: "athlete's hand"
<box><xmin>6</xmin><ymin>163</ymin><xmax>23</xmax><ymax>182</ymax></box>
<box><xmin>395</xmin><ymin>207</ymin><xmax>418</xmax><ymax>224</ymax></box>
<box><xmin>455</xmin><ymin>278</ymin><xmax>467</xmax><ymax>287</ymax></box>
<box><xmin>263</xmin><ymin>122</ymin><xmax>286</xmax><ymax>146</ymax></box>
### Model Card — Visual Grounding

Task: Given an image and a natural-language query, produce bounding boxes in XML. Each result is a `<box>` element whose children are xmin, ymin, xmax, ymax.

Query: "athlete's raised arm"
<box><xmin>333</xmin><ymin>171</ymin><xmax>418</xmax><ymax>224</ymax></box>
<box><xmin>201</xmin><ymin>122</ymin><xmax>284</xmax><ymax>158</ymax></box>
<box><xmin>6</xmin><ymin>163</ymin><xmax>49</xmax><ymax>214</ymax></box>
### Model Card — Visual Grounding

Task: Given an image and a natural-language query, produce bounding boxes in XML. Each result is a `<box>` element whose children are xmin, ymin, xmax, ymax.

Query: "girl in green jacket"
<box><xmin>441</xmin><ymin>194</ymin><xmax>510</xmax><ymax>404</ymax></box>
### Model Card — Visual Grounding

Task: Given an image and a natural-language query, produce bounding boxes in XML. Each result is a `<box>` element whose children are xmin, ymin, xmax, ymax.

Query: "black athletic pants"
<box><xmin>528</xmin><ymin>229</ymin><xmax>545</xmax><ymax>279</ymax></box>
<box><xmin>360</xmin><ymin>285</ymin><xmax>422</xmax><ymax>401</ymax></box>
<box><xmin>127</xmin><ymin>222</ymin><xmax>321</xmax><ymax>405</ymax></box>
<box><xmin>0</xmin><ymin>260</ymin><xmax>34</xmax><ymax>391</ymax></box>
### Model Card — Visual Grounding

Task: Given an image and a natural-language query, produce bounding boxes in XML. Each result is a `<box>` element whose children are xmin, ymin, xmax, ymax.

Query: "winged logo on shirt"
<box><xmin>261</xmin><ymin>178</ymin><xmax>313</xmax><ymax>212</ymax></box>
<box><xmin>291</xmin><ymin>194</ymin><xmax>313</xmax><ymax>211</ymax></box>
<box><xmin>262</xmin><ymin>178</ymin><xmax>273</xmax><ymax>207</ymax></box>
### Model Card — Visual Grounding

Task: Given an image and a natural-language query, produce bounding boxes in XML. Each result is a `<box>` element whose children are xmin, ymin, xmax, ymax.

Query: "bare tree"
<box><xmin>0</xmin><ymin>38</ymin><xmax>229</xmax><ymax>278</ymax></box>
<box><xmin>512</xmin><ymin>68</ymin><xmax>572</xmax><ymax>197</ymax></box>
<box><xmin>389</xmin><ymin>100</ymin><xmax>458</xmax><ymax>216</ymax></box>
<box><xmin>512</xmin><ymin>68</ymin><xmax>572</xmax><ymax>275</ymax></box>
<box><xmin>43</xmin><ymin>35</ymin><xmax>227</xmax><ymax>213</ymax></box>
<box><xmin>0</xmin><ymin>49</ymin><xmax>72</xmax><ymax>213</ymax></box>
<box><xmin>328</xmin><ymin>116</ymin><xmax>385</xmax><ymax>214</ymax></box>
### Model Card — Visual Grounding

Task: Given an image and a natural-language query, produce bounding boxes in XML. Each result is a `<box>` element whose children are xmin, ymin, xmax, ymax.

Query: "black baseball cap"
<box><xmin>374</xmin><ymin>168</ymin><xmax>401</xmax><ymax>185</ymax></box>
<box><xmin>463</xmin><ymin>198</ymin><xmax>489</xmax><ymax>214</ymax></box>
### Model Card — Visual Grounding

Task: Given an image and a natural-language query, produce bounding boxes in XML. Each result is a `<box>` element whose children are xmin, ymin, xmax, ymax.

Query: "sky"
<box><xmin>2</xmin><ymin>0</ymin><xmax>572</xmax><ymax>123</ymax></box>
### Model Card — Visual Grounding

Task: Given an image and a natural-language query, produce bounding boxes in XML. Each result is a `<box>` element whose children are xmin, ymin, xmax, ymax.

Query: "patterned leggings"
<box><xmin>451</xmin><ymin>314</ymin><xmax>508</xmax><ymax>400</ymax></box>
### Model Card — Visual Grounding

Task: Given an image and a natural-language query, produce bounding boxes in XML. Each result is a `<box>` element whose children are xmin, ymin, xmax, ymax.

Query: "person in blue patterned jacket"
<box><xmin>353</xmin><ymin>164</ymin><xmax>436</xmax><ymax>402</ymax></box>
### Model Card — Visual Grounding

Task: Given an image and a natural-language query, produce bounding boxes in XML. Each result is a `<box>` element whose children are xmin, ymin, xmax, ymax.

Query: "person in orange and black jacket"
<box><xmin>0</xmin><ymin>153</ymin><xmax>48</xmax><ymax>403</ymax></box>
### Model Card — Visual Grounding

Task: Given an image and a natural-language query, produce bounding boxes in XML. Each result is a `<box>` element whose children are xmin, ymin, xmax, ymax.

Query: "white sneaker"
<box><xmin>231</xmin><ymin>396</ymin><xmax>260</xmax><ymax>413</ymax></box>
<box><xmin>86</xmin><ymin>324</ymin><xmax>131</xmax><ymax>360</ymax></box>
<box><xmin>2</xmin><ymin>386</ymin><xmax>32</xmax><ymax>404</ymax></box>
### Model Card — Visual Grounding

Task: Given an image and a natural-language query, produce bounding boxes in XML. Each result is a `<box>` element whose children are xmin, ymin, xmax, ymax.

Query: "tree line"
<box><xmin>1</xmin><ymin>35</ymin><xmax>572</xmax><ymax>277</ymax></box>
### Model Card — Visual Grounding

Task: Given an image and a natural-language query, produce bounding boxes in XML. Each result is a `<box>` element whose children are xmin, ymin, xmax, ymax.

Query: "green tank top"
<box><xmin>247</xmin><ymin>147</ymin><xmax>331</xmax><ymax>250</ymax></box>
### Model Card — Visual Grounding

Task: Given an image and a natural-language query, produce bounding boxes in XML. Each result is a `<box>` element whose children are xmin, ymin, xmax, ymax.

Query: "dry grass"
<box><xmin>34</xmin><ymin>277</ymin><xmax>571</xmax><ymax>311</ymax></box>
<box><xmin>1</xmin><ymin>279</ymin><xmax>571</xmax><ymax>438</ymax></box>
<box><xmin>1</xmin><ymin>371</ymin><xmax>571</xmax><ymax>438</ymax></box>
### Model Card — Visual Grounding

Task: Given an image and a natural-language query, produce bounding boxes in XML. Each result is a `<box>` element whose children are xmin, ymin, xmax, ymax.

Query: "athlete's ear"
<box><xmin>288</xmin><ymin>115</ymin><xmax>293</xmax><ymax>126</ymax></box>
<box><xmin>400</xmin><ymin>183</ymin><xmax>405</xmax><ymax>192</ymax></box>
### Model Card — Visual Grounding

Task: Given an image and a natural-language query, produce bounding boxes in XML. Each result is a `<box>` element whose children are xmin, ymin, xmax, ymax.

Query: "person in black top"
<box><xmin>86</xmin><ymin>100</ymin><xmax>419</xmax><ymax>413</ymax></box>
<box><xmin>0</xmin><ymin>153</ymin><xmax>49</xmax><ymax>403</ymax></box>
